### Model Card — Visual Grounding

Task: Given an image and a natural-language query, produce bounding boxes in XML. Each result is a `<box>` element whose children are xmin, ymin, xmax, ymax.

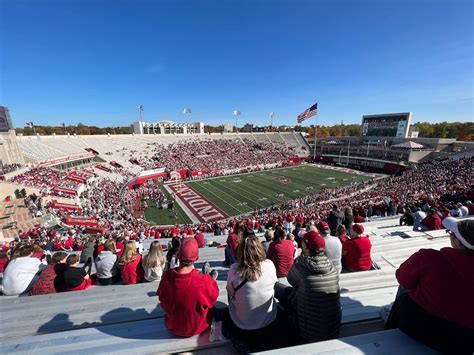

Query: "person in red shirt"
<box><xmin>224</xmin><ymin>221</ymin><xmax>244</xmax><ymax>266</ymax></box>
<box><xmin>0</xmin><ymin>250</ymin><xmax>9</xmax><ymax>273</ymax></box>
<box><xmin>266</xmin><ymin>227</ymin><xmax>295</xmax><ymax>277</ymax></box>
<box><xmin>30</xmin><ymin>251</ymin><xmax>67</xmax><ymax>295</ymax></box>
<box><xmin>420</xmin><ymin>208</ymin><xmax>442</xmax><ymax>231</ymax></box>
<box><xmin>342</xmin><ymin>224</ymin><xmax>372</xmax><ymax>272</ymax></box>
<box><xmin>194</xmin><ymin>232</ymin><xmax>206</xmax><ymax>248</ymax></box>
<box><xmin>157</xmin><ymin>238</ymin><xmax>219</xmax><ymax>337</ymax></box>
<box><xmin>118</xmin><ymin>240</ymin><xmax>144</xmax><ymax>284</ymax></box>
<box><xmin>336</xmin><ymin>225</ymin><xmax>349</xmax><ymax>244</ymax></box>
<box><xmin>385</xmin><ymin>218</ymin><xmax>474</xmax><ymax>354</ymax></box>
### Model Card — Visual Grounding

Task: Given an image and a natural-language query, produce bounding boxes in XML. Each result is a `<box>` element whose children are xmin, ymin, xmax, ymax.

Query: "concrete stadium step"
<box><xmin>0</xmin><ymin>289</ymin><xmax>398</xmax><ymax>354</ymax></box>
<box><xmin>254</xmin><ymin>329</ymin><xmax>437</xmax><ymax>354</ymax></box>
<box><xmin>0</xmin><ymin>318</ymin><xmax>231</xmax><ymax>355</ymax></box>
<box><xmin>0</xmin><ymin>278</ymin><xmax>397</xmax><ymax>340</ymax></box>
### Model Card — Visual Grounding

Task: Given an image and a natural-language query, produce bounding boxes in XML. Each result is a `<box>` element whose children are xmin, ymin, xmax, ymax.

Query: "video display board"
<box><xmin>361</xmin><ymin>112</ymin><xmax>411</xmax><ymax>138</ymax></box>
<box><xmin>0</xmin><ymin>107</ymin><xmax>13</xmax><ymax>132</ymax></box>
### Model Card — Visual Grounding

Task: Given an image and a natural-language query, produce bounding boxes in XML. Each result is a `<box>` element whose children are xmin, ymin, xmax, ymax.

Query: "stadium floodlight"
<box><xmin>269</xmin><ymin>112</ymin><xmax>275</xmax><ymax>130</ymax></box>
<box><xmin>138</xmin><ymin>105</ymin><xmax>144</xmax><ymax>126</ymax></box>
<box><xmin>234</xmin><ymin>110</ymin><xmax>241</xmax><ymax>132</ymax></box>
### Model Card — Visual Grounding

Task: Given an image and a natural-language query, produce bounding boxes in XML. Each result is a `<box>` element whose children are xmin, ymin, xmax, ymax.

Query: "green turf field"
<box><xmin>143</xmin><ymin>190</ymin><xmax>193</xmax><ymax>225</ymax></box>
<box><xmin>187</xmin><ymin>165</ymin><xmax>369</xmax><ymax>216</ymax></box>
<box><xmin>143</xmin><ymin>165</ymin><xmax>369</xmax><ymax>225</ymax></box>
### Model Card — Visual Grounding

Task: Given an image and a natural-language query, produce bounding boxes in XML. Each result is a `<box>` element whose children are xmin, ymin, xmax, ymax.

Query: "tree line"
<box><xmin>15</xmin><ymin>121</ymin><xmax>472</xmax><ymax>141</ymax></box>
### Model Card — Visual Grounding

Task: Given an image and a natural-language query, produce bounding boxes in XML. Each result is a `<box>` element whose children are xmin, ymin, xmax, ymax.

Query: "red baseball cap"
<box><xmin>304</xmin><ymin>231</ymin><xmax>326</xmax><ymax>252</ymax></box>
<box><xmin>178</xmin><ymin>238</ymin><xmax>199</xmax><ymax>262</ymax></box>
<box><xmin>352</xmin><ymin>223</ymin><xmax>365</xmax><ymax>235</ymax></box>
<box><xmin>317</xmin><ymin>221</ymin><xmax>329</xmax><ymax>231</ymax></box>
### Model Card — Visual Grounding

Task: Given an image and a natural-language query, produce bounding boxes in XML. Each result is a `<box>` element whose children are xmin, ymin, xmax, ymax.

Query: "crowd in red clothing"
<box><xmin>132</xmin><ymin>138</ymin><xmax>292</xmax><ymax>174</ymax></box>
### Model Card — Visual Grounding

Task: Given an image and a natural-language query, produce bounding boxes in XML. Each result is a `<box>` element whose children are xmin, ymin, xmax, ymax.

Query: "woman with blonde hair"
<box><xmin>118</xmin><ymin>240</ymin><xmax>144</xmax><ymax>284</ymax></box>
<box><xmin>222</xmin><ymin>230</ymin><xmax>293</xmax><ymax>351</ymax></box>
<box><xmin>142</xmin><ymin>241</ymin><xmax>166</xmax><ymax>282</ymax></box>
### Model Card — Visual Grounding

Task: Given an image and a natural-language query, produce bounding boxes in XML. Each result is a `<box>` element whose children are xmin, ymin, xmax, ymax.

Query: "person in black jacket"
<box><xmin>327</xmin><ymin>205</ymin><xmax>345</xmax><ymax>236</ymax></box>
<box><xmin>275</xmin><ymin>230</ymin><xmax>341</xmax><ymax>343</ymax></box>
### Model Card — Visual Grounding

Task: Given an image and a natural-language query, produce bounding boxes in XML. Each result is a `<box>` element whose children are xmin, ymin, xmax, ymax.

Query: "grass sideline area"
<box><xmin>143</xmin><ymin>191</ymin><xmax>193</xmax><ymax>226</ymax></box>
<box><xmin>144</xmin><ymin>165</ymin><xmax>370</xmax><ymax>225</ymax></box>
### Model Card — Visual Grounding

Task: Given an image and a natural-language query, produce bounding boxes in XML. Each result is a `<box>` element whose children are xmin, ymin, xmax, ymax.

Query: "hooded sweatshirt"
<box><xmin>287</xmin><ymin>254</ymin><xmax>341</xmax><ymax>343</ymax></box>
<box><xmin>396</xmin><ymin>247</ymin><xmax>474</xmax><ymax>329</ymax></box>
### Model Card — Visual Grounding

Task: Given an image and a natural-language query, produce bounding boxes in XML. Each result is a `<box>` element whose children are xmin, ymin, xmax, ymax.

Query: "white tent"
<box><xmin>390</xmin><ymin>141</ymin><xmax>424</xmax><ymax>149</ymax></box>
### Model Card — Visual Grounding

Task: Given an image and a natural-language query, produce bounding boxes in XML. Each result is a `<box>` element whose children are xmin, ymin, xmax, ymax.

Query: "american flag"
<box><xmin>297</xmin><ymin>102</ymin><xmax>318</xmax><ymax>123</ymax></box>
<box><xmin>26</xmin><ymin>121</ymin><xmax>34</xmax><ymax>128</ymax></box>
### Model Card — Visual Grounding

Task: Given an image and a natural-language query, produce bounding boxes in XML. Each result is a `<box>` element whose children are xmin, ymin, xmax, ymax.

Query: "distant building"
<box><xmin>223</xmin><ymin>123</ymin><xmax>234</xmax><ymax>133</ymax></box>
<box><xmin>133</xmin><ymin>120</ymin><xmax>204</xmax><ymax>135</ymax></box>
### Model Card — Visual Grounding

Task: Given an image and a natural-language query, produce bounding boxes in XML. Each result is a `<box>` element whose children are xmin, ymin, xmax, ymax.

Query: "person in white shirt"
<box><xmin>317</xmin><ymin>221</ymin><xmax>342</xmax><ymax>273</ymax></box>
<box><xmin>222</xmin><ymin>231</ymin><xmax>294</xmax><ymax>351</ymax></box>
<box><xmin>458</xmin><ymin>203</ymin><xmax>469</xmax><ymax>217</ymax></box>
<box><xmin>2</xmin><ymin>245</ymin><xmax>46</xmax><ymax>295</ymax></box>
<box><xmin>142</xmin><ymin>240</ymin><xmax>165</xmax><ymax>282</ymax></box>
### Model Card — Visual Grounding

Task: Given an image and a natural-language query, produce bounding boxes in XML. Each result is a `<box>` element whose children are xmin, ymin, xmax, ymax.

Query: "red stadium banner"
<box><xmin>191</xmin><ymin>170</ymin><xmax>207</xmax><ymax>177</ymax></box>
<box><xmin>65</xmin><ymin>215</ymin><xmax>99</xmax><ymax>227</ymax></box>
<box><xmin>84</xmin><ymin>226</ymin><xmax>108</xmax><ymax>234</ymax></box>
<box><xmin>51</xmin><ymin>200</ymin><xmax>82</xmax><ymax>211</ymax></box>
<box><xmin>96</xmin><ymin>164</ymin><xmax>112</xmax><ymax>172</ymax></box>
<box><xmin>288</xmin><ymin>157</ymin><xmax>301</xmax><ymax>164</ymax></box>
<box><xmin>52</xmin><ymin>186</ymin><xmax>78</xmax><ymax>196</ymax></box>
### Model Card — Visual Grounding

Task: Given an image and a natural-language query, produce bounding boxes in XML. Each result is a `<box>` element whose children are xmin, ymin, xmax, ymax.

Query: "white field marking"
<box><xmin>162</xmin><ymin>184</ymin><xmax>200</xmax><ymax>224</ymax></box>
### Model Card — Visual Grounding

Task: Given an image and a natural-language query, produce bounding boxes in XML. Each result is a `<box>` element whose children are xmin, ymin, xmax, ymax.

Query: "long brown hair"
<box><xmin>143</xmin><ymin>241</ymin><xmax>165</xmax><ymax>268</ymax></box>
<box><xmin>237</xmin><ymin>235</ymin><xmax>266</xmax><ymax>281</ymax></box>
<box><xmin>118</xmin><ymin>241</ymin><xmax>138</xmax><ymax>265</ymax></box>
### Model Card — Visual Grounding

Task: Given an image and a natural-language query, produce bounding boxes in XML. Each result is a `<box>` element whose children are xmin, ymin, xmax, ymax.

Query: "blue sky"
<box><xmin>1</xmin><ymin>0</ymin><xmax>472</xmax><ymax>128</ymax></box>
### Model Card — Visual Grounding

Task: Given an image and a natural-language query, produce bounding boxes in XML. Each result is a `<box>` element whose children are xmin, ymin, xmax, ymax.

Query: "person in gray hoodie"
<box><xmin>95</xmin><ymin>239</ymin><xmax>120</xmax><ymax>285</ymax></box>
<box><xmin>275</xmin><ymin>230</ymin><xmax>341</xmax><ymax>343</ymax></box>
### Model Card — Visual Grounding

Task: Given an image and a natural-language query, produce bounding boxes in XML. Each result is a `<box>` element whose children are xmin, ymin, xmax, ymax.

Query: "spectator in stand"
<box><xmin>80</xmin><ymin>237</ymin><xmax>95</xmax><ymax>263</ymax></box>
<box><xmin>467</xmin><ymin>201</ymin><xmax>474</xmax><ymax>216</ymax></box>
<box><xmin>343</xmin><ymin>206</ymin><xmax>353</xmax><ymax>231</ymax></box>
<box><xmin>458</xmin><ymin>202</ymin><xmax>469</xmax><ymax>217</ymax></box>
<box><xmin>166</xmin><ymin>237</ymin><xmax>180</xmax><ymax>270</ymax></box>
<box><xmin>327</xmin><ymin>205</ymin><xmax>345</xmax><ymax>236</ymax></box>
<box><xmin>225</xmin><ymin>221</ymin><xmax>244</xmax><ymax>266</ymax></box>
<box><xmin>450</xmin><ymin>203</ymin><xmax>461</xmax><ymax>217</ymax></box>
<box><xmin>95</xmin><ymin>240</ymin><xmax>120</xmax><ymax>286</ymax></box>
<box><xmin>335</xmin><ymin>225</ymin><xmax>349</xmax><ymax>244</ymax></box>
<box><xmin>342</xmin><ymin>224</ymin><xmax>372</xmax><ymax>272</ymax></box>
<box><xmin>0</xmin><ymin>250</ymin><xmax>9</xmax><ymax>273</ymax></box>
<box><xmin>194</xmin><ymin>232</ymin><xmax>206</xmax><ymax>248</ymax></box>
<box><xmin>317</xmin><ymin>221</ymin><xmax>342</xmax><ymax>273</ymax></box>
<box><xmin>419</xmin><ymin>208</ymin><xmax>442</xmax><ymax>231</ymax></box>
<box><xmin>118</xmin><ymin>241</ymin><xmax>144</xmax><ymax>284</ymax></box>
<box><xmin>2</xmin><ymin>245</ymin><xmax>46</xmax><ymax>295</ymax></box>
<box><xmin>385</xmin><ymin>218</ymin><xmax>474</xmax><ymax>353</ymax></box>
<box><xmin>30</xmin><ymin>251</ymin><xmax>67</xmax><ymax>295</ymax></box>
<box><xmin>223</xmin><ymin>232</ymin><xmax>291</xmax><ymax>352</ymax></box>
<box><xmin>157</xmin><ymin>238</ymin><xmax>219</xmax><ymax>337</ymax></box>
<box><xmin>262</xmin><ymin>229</ymin><xmax>274</xmax><ymax>252</ymax></box>
<box><xmin>400</xmin><ymin>207</ymin><xmax>415</xmax><ymax>226</ymax></box>
<box><xmin>266</xmin><ymin>226</ymin><xmax>295</xmax><ymax>278</ymax></box>
<box><xmin>64</xmin><ymin>254</ymin><xmax>93</xmax><ymax>291</ymax></box>
<box><xmin>275</xmin><ymin>230</ymin><xmax>341</xmax><ymax>343</ymax></box>
<box><xmin>412</xmin><ymin>208</ymin><xmax>427</xmax><ymax>231</ymax></box>
<box><xmin>142</xmin><ymin>241</ymin><xmax>165</xmax><ymax>282</ymax></box>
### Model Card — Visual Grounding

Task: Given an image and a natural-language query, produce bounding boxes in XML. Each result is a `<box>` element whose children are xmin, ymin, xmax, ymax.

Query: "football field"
<box><xmin>144</xmin><ymin>165</ymin><xmax>370</xmax><ymax>225</ymax></box>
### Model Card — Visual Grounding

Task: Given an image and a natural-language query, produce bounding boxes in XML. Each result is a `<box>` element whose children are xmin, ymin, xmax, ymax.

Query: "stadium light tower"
<box><xmin>269</xmin><ymin>112</ymin><xmax>275</xmax><ymax>131</ymax></box>
<box><xmin>183</xmin><ymin>108</ymin><xmax>192</xmax><ymax>134</ymax></box>
<box><xmin>233</xmin><ymin>110</ymin><xmax>241</xmax><ymax>133</ymax></box>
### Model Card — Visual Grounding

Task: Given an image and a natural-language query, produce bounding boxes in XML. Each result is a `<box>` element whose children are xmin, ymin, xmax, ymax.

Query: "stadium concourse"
<box><xmin>0</xmin><ymin>131</ymin><xmax>473</xmax><ymax>353</ymax></box>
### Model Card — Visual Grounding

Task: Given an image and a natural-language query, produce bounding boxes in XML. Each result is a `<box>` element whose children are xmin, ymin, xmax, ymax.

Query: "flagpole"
<box><xmin>313</xmin><ymin>119</ymin><xmax>317</xmax><ymax>161</ymax></box>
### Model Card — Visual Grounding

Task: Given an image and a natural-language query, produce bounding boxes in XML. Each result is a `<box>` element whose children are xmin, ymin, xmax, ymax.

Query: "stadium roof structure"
<box><xmin>390</xmin><ymin>141</ymin><xmax>424</xmax><ymax>149</ymax></box>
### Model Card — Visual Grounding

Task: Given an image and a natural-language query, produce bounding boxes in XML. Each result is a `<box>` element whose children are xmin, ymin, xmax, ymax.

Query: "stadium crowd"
<box><xmin>10</xmin><ymin>167</ymin><xmax>82</xmax><ymax>195</ymax></box>
<box><xmin>1</xmin><ymin>156</ymin><xmax>473</xmax><ymax>352</ymax></box>
<box><xmin>133</xmin><ymin>139</ymin><xmax>291</xmax><ymax>174</ymax></box>
<box><xmin>0</xmin><ymin>163</ymin><xmax>22</xmax><ymax>174</ymax></box>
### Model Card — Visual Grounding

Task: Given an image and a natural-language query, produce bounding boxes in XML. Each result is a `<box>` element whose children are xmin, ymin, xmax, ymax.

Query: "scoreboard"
<box><xmin>361</xmin><ymin>112</ymin><xmax>411</xmax><ymax>138</ymax></box>
<box><xmin>0</xmin><ymin>107</ymin><xmax>13</xmax><ymax>132</ymax></box>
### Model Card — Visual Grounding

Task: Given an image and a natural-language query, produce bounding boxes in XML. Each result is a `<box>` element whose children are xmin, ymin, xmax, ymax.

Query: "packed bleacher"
<box><xmin>0</xmin><ymin>163</ymin><xmax>22</xmax><ymax>174</ymax></box>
